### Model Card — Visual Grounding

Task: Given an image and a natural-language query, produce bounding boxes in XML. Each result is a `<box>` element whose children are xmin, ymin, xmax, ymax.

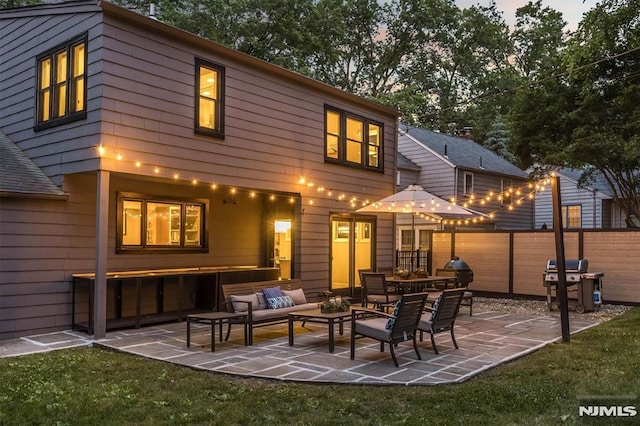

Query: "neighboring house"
<box><xmin>534</xmin><ymin>168</ymin><xmax>629</xmax><ymax>229</ymax></box>
<box><xmin>0</xmin><ymin>1</ymin><xmax>399</xmax><ymax>339</ymax></box>
<box><xmin>397</xmin><ymin>124</ymin><xmax>533</xmax><ymax>250</ymax></box>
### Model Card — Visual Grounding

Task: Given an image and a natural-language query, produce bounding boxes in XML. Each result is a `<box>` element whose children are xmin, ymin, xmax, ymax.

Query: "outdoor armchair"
<box><xmin>350</xmin><ymin>292</ymin><xmax>428</xmax><ymax>367</ymax></box>
<box><xmin>418</xmin><ymin>289</ymin><xmax>464</xmax><ymax>354</ymax></box>
<box><xmin>360</xmin><ymin>272</ymin><xmax>401</xmax><ymax>312</ymax></box>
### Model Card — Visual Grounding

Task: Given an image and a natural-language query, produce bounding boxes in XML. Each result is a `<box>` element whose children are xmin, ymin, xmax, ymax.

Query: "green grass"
<box><xmin>2</xmin><ymin>309</ymin><xmax>639</xmax><ymax>425</ymax></box>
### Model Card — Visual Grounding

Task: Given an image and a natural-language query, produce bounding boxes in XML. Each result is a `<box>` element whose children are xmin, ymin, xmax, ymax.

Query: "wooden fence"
<box><xmin>429</xmin><ymin>229</ymin><xmax>640</xmax><ymax>304</ymax></box>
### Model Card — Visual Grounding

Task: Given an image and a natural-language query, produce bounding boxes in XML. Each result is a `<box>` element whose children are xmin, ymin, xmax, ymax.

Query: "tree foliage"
<box><xmin>509</xmin><ymin>0</ymin><xmax>640</xmax><ymax>226</ymax></box>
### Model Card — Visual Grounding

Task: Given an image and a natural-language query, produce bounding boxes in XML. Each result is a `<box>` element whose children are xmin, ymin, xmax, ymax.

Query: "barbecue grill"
<box><xmin>543</xmin><ymin>259</ymin><xmax>604</xmax><ymax>313</ymax></box>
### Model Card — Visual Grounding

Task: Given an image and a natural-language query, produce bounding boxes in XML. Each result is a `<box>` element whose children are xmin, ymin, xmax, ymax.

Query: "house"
<box><xmin>0</xmin><ymin>0</ymin><xmax>399</xmax><ymax>339</ymax></box>
<box><xmin>534</xmin><ymin>168</ymin><xmax>629</xmax><ymax>229</ymax></box>
<box><xmin>396</xmin><ymin>124</ymin><xmax>533</xmax><ymax>252</ymax></box>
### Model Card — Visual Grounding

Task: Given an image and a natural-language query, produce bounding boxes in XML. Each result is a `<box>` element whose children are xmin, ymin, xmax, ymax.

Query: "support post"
<box><xmin>93</xmin><ymin>170</ymin><xmax>110</xmax><ymax>339</ymax></box>
<box><xmin>551</xmin><ymin>176</ymin><xmax>570</xmax><ymax>342</ymax></box>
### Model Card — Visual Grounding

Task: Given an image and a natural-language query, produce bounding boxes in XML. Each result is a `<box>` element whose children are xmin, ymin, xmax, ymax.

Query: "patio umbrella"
<box><xmin>356</xmin><ymin>184</ymin><xmax>473</xmax><ymax>217</ymax></box>
<box><xmin>356</xmin><ymin>185</ymin><xmax>474</xmax><ymax>270</ymax></box>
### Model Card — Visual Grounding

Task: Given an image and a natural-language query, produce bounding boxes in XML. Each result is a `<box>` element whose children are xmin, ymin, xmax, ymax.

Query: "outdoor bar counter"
<box><xmin>72</xmin><ymin>266</ymin><xmax>279</xmax><ymax>334</ymax></box>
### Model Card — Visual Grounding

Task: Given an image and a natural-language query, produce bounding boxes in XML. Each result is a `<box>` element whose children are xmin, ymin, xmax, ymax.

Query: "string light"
<box><xmin>93</xmin><ymin>143</ymin><xmax>548</xmax><ymax>221</ymax></box>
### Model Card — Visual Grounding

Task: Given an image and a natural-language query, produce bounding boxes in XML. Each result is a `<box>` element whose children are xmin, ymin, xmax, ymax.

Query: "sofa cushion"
<box><xmin>250</xmin><ymin>302</ymin><xmax>317</xmax><ymax>321</ymax></box>
<box><xmin>230</xmin><ymin>294</ymin><xmax>259</xmax><ymax>312</ymax></box>
<box><xmin>255</xmin><ymin>292</ymin><xmax>268</xmax><ymax>310</ymax></box>
<box><xmin>282</xmin><ymin>288</ymin><xmax>307</xmax><ymax>305</ymax></box>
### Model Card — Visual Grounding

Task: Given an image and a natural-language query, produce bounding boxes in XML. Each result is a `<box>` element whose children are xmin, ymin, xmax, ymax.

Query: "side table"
<box><xmin>186</xmin><ymin>311</ymin><xmax>248</xmax><ymax>352</ymax></box>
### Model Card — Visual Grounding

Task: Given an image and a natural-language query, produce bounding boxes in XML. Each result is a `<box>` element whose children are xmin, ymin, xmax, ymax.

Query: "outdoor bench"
<box><xmin>221</xmin><ymin>279</ymin><xmax>319</xmax><ymax>343</ymax></box>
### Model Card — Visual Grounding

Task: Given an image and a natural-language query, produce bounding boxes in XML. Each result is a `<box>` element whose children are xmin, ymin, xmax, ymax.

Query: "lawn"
<box><xmin>1</xmin><ymin>308</ymin><xmax>639</xmax><ymax>425</ymax></box>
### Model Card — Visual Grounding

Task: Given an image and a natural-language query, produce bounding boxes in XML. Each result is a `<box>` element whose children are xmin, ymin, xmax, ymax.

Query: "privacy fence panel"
<box><xmin>583</xmin><ymin>232</ymin><xmax>640</xmax><ymax>303</ymax></box>
<box><xmin>455</xmin><ymin>233</ymin><xmax>510</xmax><ymax>293</ymax></box>
<box><xmin>431</xmin><ymin>229</ymin><xmax>639</xmax><ymax>304</ymax></box>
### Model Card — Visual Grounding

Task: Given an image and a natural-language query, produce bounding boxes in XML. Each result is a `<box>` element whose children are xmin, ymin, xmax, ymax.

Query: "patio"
<box><xmin>1</xmin><ymin>309</ymin><xmax>599</xmax><ymax>385</ymax></box>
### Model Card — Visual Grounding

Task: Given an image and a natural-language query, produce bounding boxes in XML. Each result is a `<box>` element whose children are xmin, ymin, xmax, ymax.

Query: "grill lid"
<box><xmin>545</xmin><ymin>259</ymin><xmax>589</xmax><ymax>273</ymax></box>
<box><xmin>444</xmin><ymin>256</ymin><xmax>472</xmax><ymax>271</ymax></box>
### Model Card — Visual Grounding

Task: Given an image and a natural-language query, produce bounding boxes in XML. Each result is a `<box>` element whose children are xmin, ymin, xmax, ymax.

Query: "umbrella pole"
<box><xmin>411</xmin><ymin>214</ymin><xmax>415</xmax><ymax>272</ymax></box>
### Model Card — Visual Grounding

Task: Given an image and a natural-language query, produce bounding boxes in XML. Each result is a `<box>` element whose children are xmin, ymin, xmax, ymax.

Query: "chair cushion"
<box><xmin>385</xmin><ymin>300</ymin><xmax>402</xmax><ymax>329</ymax></box>
<box><xmin>230</xmin><ymin>294</ymin><xmax>259</xmax><ymax>312</ymax></box>
<box><xmin>283</xmin><ymin>288</ymin><xmax>307</xmax><ymax>305</ymax></box>
<box><xmin>418</xmin><ymin>315</ymin><xmax>433</xmax><ymax>331</ymax></box>
<box><xmin>355</xmin><ymin>318</ymin><xmax>392</xmax><ymax>341</ymax></box>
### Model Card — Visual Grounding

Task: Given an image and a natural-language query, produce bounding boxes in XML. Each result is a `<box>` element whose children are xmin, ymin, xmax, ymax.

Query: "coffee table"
<box><xmin>186</xmin><ymin>311</ymin><xmax>248</xmax><ymax>352</ymax></box>
<box><xmin>288</xmin><ymin>308</ymin><xmax>353</xmax><ymax>353</ymax></box>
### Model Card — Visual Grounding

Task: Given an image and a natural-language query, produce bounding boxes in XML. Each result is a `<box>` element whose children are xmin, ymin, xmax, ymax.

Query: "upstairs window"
<box><xmin>195</xmin><ymin>59</ymin><xmax>225</xmax><ymax>138</ymax></box>
<box><xmin>36</xmin><ymin>35</ymin><xmax>87</xmax><ymax>129</ymax></box>
<box><xmin>463</xmin><ymin>172</ymin><xmax>474</xmax><ymax>195</ymax></box>
<box><xmin>325</xmin><ymin>106</ymin><xmax>383</xmax><ymax>171</ymax></box>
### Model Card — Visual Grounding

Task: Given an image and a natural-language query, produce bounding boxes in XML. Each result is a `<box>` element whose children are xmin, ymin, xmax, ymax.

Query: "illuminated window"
<box><xmin>324</xmin><ymin>106</ymin><xmax>383</xmax><ymax>171</ymax></box>
<box><xmin>36</xmin><ymin>35</ymin><xmax>87</xmax><ymax>129</ymax></box>
<box><xmin>562</xmin><ymin>205</ymin><xmax>582</xmax><ymax>228</ymax></box>
<box><xmin>195</xmin><ymin>59</ymin><xmax>225</xmax><ymax>138</ymax></box>
<box><xmin>118</xmin><ymin>193</ymin><xmax>207</xmax><ymax>252</ymax></box>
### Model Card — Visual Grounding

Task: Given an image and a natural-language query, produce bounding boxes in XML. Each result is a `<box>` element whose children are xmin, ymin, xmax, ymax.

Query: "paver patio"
<box><xmin>1</xmin><ymin>310</ymin><xmax>599</xmax><ymax>385</ymax></box>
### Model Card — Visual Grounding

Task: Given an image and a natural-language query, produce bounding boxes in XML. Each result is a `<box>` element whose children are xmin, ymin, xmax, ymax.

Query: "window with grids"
<box><xmin>36</xmin><ymin>35</ymin><xmax>87</xmax><ymax>129</ymax></box>
<box><xmin>195</xmin><ymin>59</ymin><xmax>225</xmax><ymax>138</ymax></box>
<box><xmin>562</xmin><ymin>205</ymin><xmax>582</xmax><ymax>228</ymax></box>
<box><xmin>463</xmin><ymin>172</ymin><xmax>474</xmax><ymax>195</ymax></box>
<box><xmin>118</xmin><ymin>193</ymin><xmax>208</xmax><ymax>252</ymax></box>
<box><xmin>325</xmin><ymin>106</ymin><xmax>383</xmax><ymax>171</ymax></box>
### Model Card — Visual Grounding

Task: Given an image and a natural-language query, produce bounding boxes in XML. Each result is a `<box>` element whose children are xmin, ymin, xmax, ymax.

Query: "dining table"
<box><xmin>385</xmin><ymin>275</ymin><xmax>458</xmax><ymax>293</ymax></box>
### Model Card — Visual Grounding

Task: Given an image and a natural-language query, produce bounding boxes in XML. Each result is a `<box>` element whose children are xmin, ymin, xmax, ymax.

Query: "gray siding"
<box><xmin>533</xmin><ymin>174</ymin><xmax>622</xmax><ymax>229</ymax></box>
<box><xmin>398</xmin><ymin>133</ymin><xmax>532</xmax><ymax>230</ymax></box>
<box><xmin>0</xmin><ymin>2</ymin><xmax>398</xmax><ymax>338</ymax></box>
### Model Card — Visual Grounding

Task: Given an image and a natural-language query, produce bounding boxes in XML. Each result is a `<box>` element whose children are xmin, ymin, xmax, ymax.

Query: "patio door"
<box><xmin>330</xmin><ymin>216</ymin><xmax>374</xmax><ymax>300</ymax></box>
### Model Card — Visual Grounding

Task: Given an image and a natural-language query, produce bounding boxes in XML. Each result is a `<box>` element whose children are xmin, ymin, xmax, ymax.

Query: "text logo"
<box><xmin>578</xmin><ymin>406</ymin><xmax>637</xmax><ymax>417</ymax></box>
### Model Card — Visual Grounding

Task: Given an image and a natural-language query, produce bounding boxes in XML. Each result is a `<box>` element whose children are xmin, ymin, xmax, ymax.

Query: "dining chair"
<box><xmin>360</xmin><ymin>272</ymin><xmax>401</xmax><ymax>312</ymax></box>
<box><xmin>435</xmin><ymin>269</ymin><xmax>473</xmax><ymax>316</ymax></box>
<box><xmin>350</xmin><ymin>292</ymin><xmax>429</xmax><ymax>367</ymax></box>
<box><xmin>418</xmin><ymin>289</ymin><xmax>465</xmax><ymax>354</ymax></box>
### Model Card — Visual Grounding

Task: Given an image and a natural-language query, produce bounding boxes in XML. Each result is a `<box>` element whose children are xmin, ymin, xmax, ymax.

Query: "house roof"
<box><xmin>557</xmin><ymin>167</ymin><xmax>615</xmax><ymax>197</ymax></box>
<box><xmin>0</xmin><ymin>129</ymin><xmax>68</xmax><ymax>199</ymax></box>
<box><xmin>397</xmin><ymin>152</ymin><xmax>420</xmax><ymax>170</ymax></box>
<box><xmin>399</xmin><ymin>124</ymin><xmax>528</xmax><ymax>179</ymax></box>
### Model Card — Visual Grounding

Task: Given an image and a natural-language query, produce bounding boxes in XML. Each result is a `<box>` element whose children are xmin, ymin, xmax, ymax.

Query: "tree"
<box><xmin>0</xmin><ymin>0</ymin><xmax>41</xmax><ymax>8</ymax></box>
<box><xmin>510</xmin><ymin>0</ymin><xmax>640</xmax><ymax>227</ymax></box>
<box><xmin>483</xmin><ymin>118</ymin><xmax>516</xmax><ymax>163</ymax></box>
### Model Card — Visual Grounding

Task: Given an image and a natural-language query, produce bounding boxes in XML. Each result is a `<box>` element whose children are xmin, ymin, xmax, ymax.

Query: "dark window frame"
<box><xmin>34</xmin><ymin>33</ymin><xmax>88</xmax><ymax>131</ymax></box>
<box><xmin>195</xmin><ymin>58</ymin><xmax>225</xmax><ymax>139</ymax></box>
<box><xmin>562</xmin><ymin>204</ymin><xmax>582</xmax><ymax>229</ymax></box>
<box><xmin>324</xmin><ymin>105</ymin><xmax>384</xmax><ymax>172</ymax></box>
<box><xmin>116</xmin><ymin>192</ymin><xmax>209</xmax><ymax>254</ymax></box>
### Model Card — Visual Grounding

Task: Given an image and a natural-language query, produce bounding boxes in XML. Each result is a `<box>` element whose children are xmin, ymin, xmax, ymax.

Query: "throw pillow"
<box><xmin>255</xmin><ymin>292</ymin><xmax>268</xmax><ymax>310</ymax></box>
<box><xmin>262</xmin><ymin>286</ymin><xmax>283</xmax><ymax>300</ymax></box>
<box><xmin>430</xmin><ymin>293</ymin><xmax>443</xmax><ymax>321</ymax></box>
<box><xmin>282</xmin><ymin>288</ymin><xmax>306</xmax><ymax>305</ymax></box>
<box><xmin>230</xmin><ymin>294</ymin><xmax>259</xmax><ymax>312</ymax></box>
<box><xmin>385</xmin><ymin>300</ymin><xmax>402</xmax><ymax>329</ymax></box>
<box><xmin>266</xmin><ymin>295</ymin><xmax>295</xmax><ymax>309</ymax></box>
